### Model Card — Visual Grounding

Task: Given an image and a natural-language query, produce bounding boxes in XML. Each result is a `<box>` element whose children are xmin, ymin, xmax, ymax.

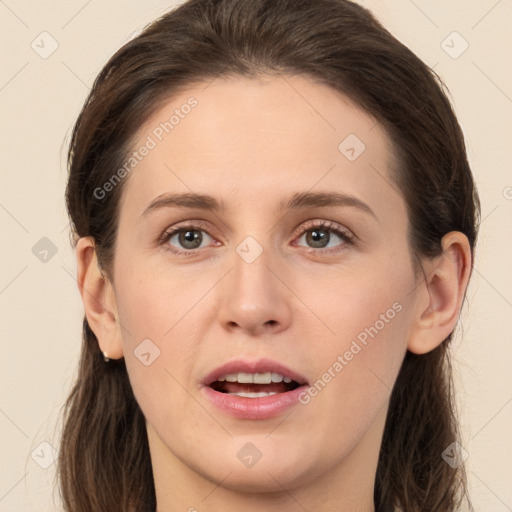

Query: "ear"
<box><xmin>76</xmin><ymin>236</ymin><xmax>124</xmax><ymax>359</ymax></box>
<box><xmin>407</xmin><ymin>231</ymin><xmax>472</xmax><ymax>354</ymax></box>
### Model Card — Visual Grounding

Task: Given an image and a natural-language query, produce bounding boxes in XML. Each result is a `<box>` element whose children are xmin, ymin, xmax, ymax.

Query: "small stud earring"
<box><xmin>103</xmin><ymin>351</ymin><xmax>110</xmax><ymax>363</ymax></box>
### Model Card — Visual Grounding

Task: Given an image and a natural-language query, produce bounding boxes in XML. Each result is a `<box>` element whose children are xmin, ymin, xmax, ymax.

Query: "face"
<box><xmin>109</xmin><ymin>75</ymin><xmax>420</xmax><ymax>492</ymax></box>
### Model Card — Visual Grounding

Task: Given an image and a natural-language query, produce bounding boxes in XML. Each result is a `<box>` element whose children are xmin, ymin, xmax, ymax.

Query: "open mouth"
<box><xmin>209</xmin><ymin>372</ymin><xmax>303</xmax><ymax>398</ymax></box>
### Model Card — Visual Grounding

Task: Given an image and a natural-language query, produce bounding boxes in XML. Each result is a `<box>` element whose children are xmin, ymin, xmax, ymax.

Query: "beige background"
<box><xmin>1</xmin><ymin>0</ymin><xmax>511</xmax><ymax>510</ymax></box>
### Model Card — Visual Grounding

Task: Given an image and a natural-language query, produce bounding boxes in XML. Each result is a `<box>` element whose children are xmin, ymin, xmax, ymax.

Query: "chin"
<box><xmin>216</xmin><ymin>464</ymin><xmax>312</xmax><ymax>494</ymax></box>
<box><xmin>194</xmin><ymin>444</ymin><xmax>319</xmax><ymax>493</ymax></box>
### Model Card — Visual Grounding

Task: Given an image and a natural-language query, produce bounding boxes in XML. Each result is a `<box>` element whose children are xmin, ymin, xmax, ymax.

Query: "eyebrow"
<box><xmin>141</xmin><ymin>191</ymin><xmax>377</xmax><ymax>219</ymax></box>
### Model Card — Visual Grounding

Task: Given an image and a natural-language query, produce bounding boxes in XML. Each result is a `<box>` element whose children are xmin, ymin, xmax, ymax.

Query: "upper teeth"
<box><xmin>217</xmin><ymin>372</ymin><xmax>292</xmax><ymax>384</ymax></box>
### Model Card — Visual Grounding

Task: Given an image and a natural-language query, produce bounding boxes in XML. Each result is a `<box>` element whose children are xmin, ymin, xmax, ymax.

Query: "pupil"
<box><xmin>307</xmin><ymin>229</ymin><xmax>329</xmax><ymax>248</ymax></box>
<box><xmin>180</xmin><ymin>230</ymin><xmax>202</xmax><ymax>249</ymax></box>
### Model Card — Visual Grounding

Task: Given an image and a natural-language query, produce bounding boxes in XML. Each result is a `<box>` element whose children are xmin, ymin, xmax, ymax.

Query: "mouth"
<box><xmin>201</xmin><ymin>359</ymin><xmax>309</xmax><ymax>419</ymax></box>
<box><xmin>208</xmin><ymin>371</ymin><xmax>303</xmax><ymax>398</ymax></box>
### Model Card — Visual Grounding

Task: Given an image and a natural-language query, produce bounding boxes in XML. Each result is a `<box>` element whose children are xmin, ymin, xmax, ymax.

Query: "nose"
<box><xmin>216</xmin><ymin>242</ymin><xmax>292</xmax><ymax>337</ymax></box>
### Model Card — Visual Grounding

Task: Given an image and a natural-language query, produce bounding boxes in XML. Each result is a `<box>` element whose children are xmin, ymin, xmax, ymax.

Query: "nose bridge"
<box><xmin>217</xmin><ymin>234</ymin><xmax>291</xmax><ymax>335</ymax></box>
<box><xmin>233</xmin><ymin>235</ymin><xmax>272</xmax><ymax>295</ymax></box>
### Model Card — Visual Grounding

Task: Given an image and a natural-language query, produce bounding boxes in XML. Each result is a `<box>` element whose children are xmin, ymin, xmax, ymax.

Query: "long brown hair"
<box><xmin>60</xmin><ymin>1</ymin><xmax>480</xmax><ymax>510</ymax></box>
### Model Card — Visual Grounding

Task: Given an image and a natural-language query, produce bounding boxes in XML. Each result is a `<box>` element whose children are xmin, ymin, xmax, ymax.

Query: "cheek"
<box><xmin>113</xmin><ymin>275</ymin><xmax>197</xmax><ymax>437</ymax></box>
<box><xmin>296</xmin><ymin>288</ymin><xmax>410</xmax><ymax>467</ymax></box>
<box><xmin>112</xmin><ymin>257</ymin><xmax>218</xmax><ymax>417</ymax></box>
<box><xmin>301</xmin><ymin>254</ymin><xmax>412</xmax><ymax>410</ymax></box>
<box><xmin>306</xmin><ymin>252</ymin><xmax>411</xmax><ymax>349</ymax></box>
<box><xmin>113</xmin><ymin>253</ymin><xmax>214</xmax><ymax>346</ymax></box>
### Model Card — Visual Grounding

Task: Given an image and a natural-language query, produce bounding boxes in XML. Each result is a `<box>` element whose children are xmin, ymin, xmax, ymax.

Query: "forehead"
<box><xmin>119</xmin><ymin>74</ymin><xmax>402</xmax><ymax>220</ymax></box>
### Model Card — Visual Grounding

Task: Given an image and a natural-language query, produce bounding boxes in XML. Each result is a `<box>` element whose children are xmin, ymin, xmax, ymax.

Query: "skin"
<box><xmin>77</xmin><ymin>74</ymin><xmax>471</xmax><ymax>512</ymax></box>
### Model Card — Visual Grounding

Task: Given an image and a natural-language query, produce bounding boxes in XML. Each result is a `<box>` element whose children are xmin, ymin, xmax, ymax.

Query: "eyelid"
<box><xmin>291</xmin><ymin>219</ymin><xmax>356</xmax><ymax>244</ymax></box>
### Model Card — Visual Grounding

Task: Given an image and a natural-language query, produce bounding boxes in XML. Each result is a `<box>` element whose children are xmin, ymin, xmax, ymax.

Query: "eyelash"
<box><xmin>159</xmin><ymin>219</ymin><xmax>356</xmax><ymax>257</ymax></box>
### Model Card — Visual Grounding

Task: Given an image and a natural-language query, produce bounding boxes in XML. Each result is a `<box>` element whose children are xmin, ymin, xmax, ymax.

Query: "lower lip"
<box><xmin>201</xmin><ymin>385</ymin><xmax>308</xmax><ymax>420</ymax></box>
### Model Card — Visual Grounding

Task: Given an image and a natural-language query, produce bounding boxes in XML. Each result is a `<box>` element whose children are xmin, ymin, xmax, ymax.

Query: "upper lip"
<box><xmin>202</xmin><ymin>358</ymin><xmax>309</xmax><ymax>386</ymax></box>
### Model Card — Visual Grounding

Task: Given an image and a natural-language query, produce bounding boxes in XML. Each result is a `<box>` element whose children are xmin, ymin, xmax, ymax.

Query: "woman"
<box><xmin>59</xmin><ymin>0</ymin><xmax>480</xmax><ymax>510</ymax></box>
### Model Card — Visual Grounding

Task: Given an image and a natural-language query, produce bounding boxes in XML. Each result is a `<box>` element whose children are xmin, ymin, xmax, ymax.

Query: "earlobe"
<box><xmin>407</xmin><ymin>231</ymin><xmax>472</xmax><ymax>355</ymax></box>
<box><xmin>76</xmin><ymin>237</ymin><xmax>124</xmax><ymax>359</ymax></box>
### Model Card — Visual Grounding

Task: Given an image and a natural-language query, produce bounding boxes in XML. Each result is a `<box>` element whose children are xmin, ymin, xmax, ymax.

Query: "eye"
<box><xmin>160</xmin><ymin>221</ymin><xmax>217</xmax><ymax>255</ymax></box>
<box><xmin>293</xmin><ymin>220</ymin><xmax>354</xmax><ymax>253</ymax></box>
<box><xmin>159</xmin><ymin>219</ymin><xmax>354</xmax><ymax>256</ymax></box>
